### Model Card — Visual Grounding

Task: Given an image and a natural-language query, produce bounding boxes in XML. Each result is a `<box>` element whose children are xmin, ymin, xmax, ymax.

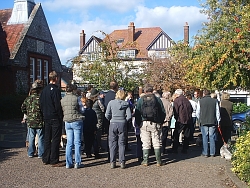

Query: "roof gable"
<box><xmin>108</xmin><ymin>27</ymin><xmax>169</xmax><ymax>58</ymax></box>
<box><xmin>146</xmin><ymin>30</ymin><xmax>173</xmax><ymax>50</ymax></box>
<box><xmin>80</xmin><ymin>35</ymin><xmax>103</xmax><ymax>54</ymax></box>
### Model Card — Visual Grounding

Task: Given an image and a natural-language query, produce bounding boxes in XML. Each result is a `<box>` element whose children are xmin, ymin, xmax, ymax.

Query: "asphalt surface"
<box><xmin>0</xmin><ymin>120</ymin><xmax>248</xmax><ymax>188</ymax></box>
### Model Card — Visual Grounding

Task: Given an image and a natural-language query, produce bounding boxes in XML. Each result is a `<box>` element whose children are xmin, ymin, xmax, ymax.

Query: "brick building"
<box><xmin>0</xmin><ymin>0</ymin><xmax>62</xmax><ymax>95</ymax></box>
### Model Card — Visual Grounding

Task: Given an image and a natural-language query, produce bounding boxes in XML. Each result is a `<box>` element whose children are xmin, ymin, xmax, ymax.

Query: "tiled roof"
<box><xmin>107</xmin><ymin>27</ymin><xmax>164</xmax><ymax>58</ymax></box>
<box><xmin>0</xmin><ymin>9</ymin><xmax>25</xmax><ymax>55</ymax></box>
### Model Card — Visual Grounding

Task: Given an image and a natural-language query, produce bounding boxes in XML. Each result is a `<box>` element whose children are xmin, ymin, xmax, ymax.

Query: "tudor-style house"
<box><xmin>0</xmin><ymin>0</ymin><xmax>62</xmax><ymax>95</ymax></box>
<box><xmin>75</xmin><ymin>22</ymin><xmax>189</xmax><ymax>84</ymax></box>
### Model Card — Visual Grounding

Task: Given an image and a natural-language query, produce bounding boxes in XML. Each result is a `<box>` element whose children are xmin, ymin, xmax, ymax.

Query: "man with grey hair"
<box><xmin>136</xmin><ymin>84</ymin><xmax>166</xmax><ymax>166</ymax></box>
<box><xmin>170</xmin><ymin>89</ymin><xmax>193</xmax><ymax>154</ymax></box>
<box><xmin>196</xmin><ymin>89</ymin><xmax>221</xmax><ymax>157</ymax></box>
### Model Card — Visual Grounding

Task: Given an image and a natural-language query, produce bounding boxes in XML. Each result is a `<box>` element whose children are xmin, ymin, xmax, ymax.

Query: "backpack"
<box><xmin>141</xmin><ymin>94</ymin><xmax>158</xmax><ymax>122</ymax></box>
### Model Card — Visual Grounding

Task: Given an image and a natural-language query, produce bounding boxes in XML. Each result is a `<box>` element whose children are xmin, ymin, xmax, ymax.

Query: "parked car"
<box><xmin>231</xmin><ymin>109</ymin><xmax>250</xmax><ymax>134</ymax></box>
<box><xmin>61</xmin><ymin>91</ymin><xmax>66</xmax><ymax>98</ymax></box>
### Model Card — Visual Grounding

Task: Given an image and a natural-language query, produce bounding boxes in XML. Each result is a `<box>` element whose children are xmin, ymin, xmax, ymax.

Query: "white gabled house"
<box><xmin>74</xmin><ymin>22</ymin><xmax>189</xmax><ymax>85</ymax></box>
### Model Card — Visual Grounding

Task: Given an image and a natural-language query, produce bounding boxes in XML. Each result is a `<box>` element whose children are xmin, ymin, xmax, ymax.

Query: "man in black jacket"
<box><xmin>40</xmin><ymin>71</ymin><xmax>64</xmax><ymax>167</ymax></box>
<box><xmin>172</xmin><ymin>89</ymin><xmax>193</xmax><ymax>154</ymax></box>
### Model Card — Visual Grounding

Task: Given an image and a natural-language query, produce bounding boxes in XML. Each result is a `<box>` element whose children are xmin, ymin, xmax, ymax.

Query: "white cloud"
<box><xmin>48</xmin><ymin>5</ymin><xmax>207</xmax><ymax>64</ymax></box>
<box><xmin>134</xmin><ymin>6</ymin><xmax>207</xmax><ymax>41</ymax></box>
<box><xmin>51</xmin><ymin>18</ymin><xmax>125</xmax><ymax>64</ymax></box>
<box><xmin>41</xmin><ymin>0</ymin><xmax>144</xmax><ymax>13</ymax></box>
<box><xmin>57</xmin><ymin>47</ymin><xmax>79</xmax><ymax>65</ymax></box>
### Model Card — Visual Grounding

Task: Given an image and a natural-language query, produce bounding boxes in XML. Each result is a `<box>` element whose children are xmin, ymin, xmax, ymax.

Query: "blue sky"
<box><xmin>0</xmin><ymin>0</ymin><xmax>207</xmax><ymax>65</ymax></box>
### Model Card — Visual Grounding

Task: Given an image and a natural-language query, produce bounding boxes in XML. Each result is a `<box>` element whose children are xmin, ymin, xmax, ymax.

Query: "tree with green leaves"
<box><xmin>71</xmin><ymin>32</ymin><xmax>144</xmax><ymax>91</ymax></box>
<box><xmin>185</xmin><ymin>0</ymin><xmax>250</xmax><ymax>90</ymax></box>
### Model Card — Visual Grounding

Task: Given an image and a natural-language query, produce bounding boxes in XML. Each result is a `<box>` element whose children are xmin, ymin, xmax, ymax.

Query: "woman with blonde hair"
<box><xmin>217</xmin><ymin>92</ymin><xmax>233</xmax><ymax>152</ymax></box>
<box><xmin>105</xmin><ymin>89</ymin><xmax>132</xmax><ymax>169</ymax></box>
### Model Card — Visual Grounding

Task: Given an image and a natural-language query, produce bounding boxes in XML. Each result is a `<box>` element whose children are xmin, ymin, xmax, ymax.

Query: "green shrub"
<box><xmin>231</xmin><ymin>117</ymin><xmax>250</xmax><ymax>185</ymax></box>
<box><xmin>0</xmin><ymin>94</ymin><xmax>26</xmax><ymax>120</ymax></box>
<box><xmin>233</xmin><ymin>102</ymin><xmax>250</xmax><ymax>113</ymax></box>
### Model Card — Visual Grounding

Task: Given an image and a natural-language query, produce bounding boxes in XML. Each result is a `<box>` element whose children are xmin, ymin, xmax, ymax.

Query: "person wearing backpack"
<box><xmin>135</xmin><ymin>84</ymin><xmax>166</xmax><ymax>166</ymax></box>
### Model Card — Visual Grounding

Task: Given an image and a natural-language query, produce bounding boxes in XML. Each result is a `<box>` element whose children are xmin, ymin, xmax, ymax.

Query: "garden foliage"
<box><xmin>231</xmin><ymin>116</ymin><xmax>250</xmax><ymax>185</ymax></box>
<box><xmin>233</xmin><ymin>102</ymin><xmax>250</xmax><ymax>113</ymax></box>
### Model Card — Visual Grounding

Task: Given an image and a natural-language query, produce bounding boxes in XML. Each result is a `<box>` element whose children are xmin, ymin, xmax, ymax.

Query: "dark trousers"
<box><xmin>136</xmin><ymin>134</ymin><xmax>143</xmax><ymax>158</ymax></box>
<box><xmin>84</xmin><ymin>131</ymin><xmax>98</xmax><ymax>155</ymax></box>
<box><xmin>190</xmin><ymin>117</ymin><xmax>197</xmax><ymax>141</ymax></box>
<box><xmin>125</xmin><ymin>120</ymin><xmax>132</xmax><ymax>149</ymax></box>
<box><xmin>42</xmin><ymin>119</ymin><xmax>62</xmax><ymax>164</ymax></box>
<box><xmin>103</xmin><ymin>117</ymin><xmax>110</xmax><ymax>160</ymax></box>
<box><xmin>172</xmin><ymin>122</ymin><xmax>190</xmax><ymax>151</ymax></box>
<box><xmin>109</xmin><ymin>122</ymin><xmax>126</xmax><ymax>163</ymax></box>
<box><xmin>216</xmin><ymin>126</ymin><xmax>231</xmax><ymax>154</ymax></box>
<box><xmin>161</xmin><ymin>126</ymin><xmax>169</xmax><ymax>153</ymax></box>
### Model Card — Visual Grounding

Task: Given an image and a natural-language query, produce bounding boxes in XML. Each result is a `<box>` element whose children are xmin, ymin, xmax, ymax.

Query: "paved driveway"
<box><xmin>0</xmin><ymin>120</ymin><xmax>246</xmax><ymax>188</ymax></box>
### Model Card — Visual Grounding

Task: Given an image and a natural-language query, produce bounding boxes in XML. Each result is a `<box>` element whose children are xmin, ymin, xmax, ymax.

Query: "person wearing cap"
<box><xmin>21</xmin><ymin>80</ymin><xmax>44</xmax><ymax>158</ymax></box>
<box><xmin>99</xmin><ymin>91</ymin><xmax>105</xmax><ymax>107</ymax></box>
<box><xmin>90</xmin><ymin>88</ymin><xmax>105</xmax><ymax>158</ymax></box>
<box><xmin>170</xmin><ymin>88</ymin><xmax>193</xmax><ymax>154</ymax></box>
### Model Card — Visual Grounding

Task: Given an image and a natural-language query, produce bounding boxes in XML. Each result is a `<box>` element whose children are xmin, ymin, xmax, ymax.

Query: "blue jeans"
<box><xmin>200</xmin><ymin>125</ymin><xmax>216</xmax><ymax>156</ymax></box>
<box><xmin>109</xmin><ymin>122</ymin><xmax>126</xmax><ymax>163</ymax></box>
<box><xmin>28</xmin><ymin>128</ymin><xmax>45</xmax><ymax>157</ymax></box>
<box><xmin>26</xmin><ymin>126</ymin><xmax>30</xmax><ymax>142</ymax></box>
<box><xmin>65</xmin><ymin>121</ymin><xmax>83</xmax><ymax>167</ymax></box>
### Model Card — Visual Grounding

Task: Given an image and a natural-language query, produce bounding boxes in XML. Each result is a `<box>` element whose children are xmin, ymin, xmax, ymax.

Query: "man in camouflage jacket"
<box><xmin>21</xmin><ymin>80</ymin><xmax>44</xmax><ymax>158</ymax></box>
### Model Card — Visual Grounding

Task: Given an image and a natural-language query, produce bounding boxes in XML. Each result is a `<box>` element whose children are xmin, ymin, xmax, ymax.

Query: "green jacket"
<box><xmin>136</xmin><ymin>93</ymin><xmax>166</xmax><ymax>124</ymax></box>
<box><xmin>21</xmin><ymin>93</ymin><xmax>44</xmax><ymax>129</ymax></box>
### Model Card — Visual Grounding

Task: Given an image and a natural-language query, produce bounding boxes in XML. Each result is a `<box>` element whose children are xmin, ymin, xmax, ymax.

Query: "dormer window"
<box><xmin>117</xmin><ymin>38</ymin><xmax>124</xmax><ymax>45</ymax></box>
<box><xmin>117</xmin><ymin>50</ymin><xmax>136</xmax><ymax>59</ymax></box>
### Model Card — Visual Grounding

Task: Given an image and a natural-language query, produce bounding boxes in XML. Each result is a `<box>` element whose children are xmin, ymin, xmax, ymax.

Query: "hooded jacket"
<box><xmin>105</xmin><ymin>99</ymin><xmax>132</xmax><ymax>123</ymax></box>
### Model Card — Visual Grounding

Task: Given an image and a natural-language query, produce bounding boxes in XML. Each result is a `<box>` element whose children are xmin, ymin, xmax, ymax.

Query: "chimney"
<box><xmin>80</xmin><ymin>30</ymin><xmax>86</xmax><ymax>50</ymax></box>
<box><xmin>128</xmin><ymin>22</ymin><xmax>135</xmax><ymax>42</ymax></box>
<box><xmin>7</xmin><ymin>0</ymin><xmax>36</xmax><ymax>25</ymax></box>
<box><xmin>184</xmin><ymin>22</ymin><xmax>189</xmax><ymax>44</ymax></box>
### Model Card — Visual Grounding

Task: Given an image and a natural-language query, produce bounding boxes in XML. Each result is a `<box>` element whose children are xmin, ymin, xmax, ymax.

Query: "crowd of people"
<box><xmin>21</xmin><ymin>71</ymin><xmax>233</xmax><ymax>169</ymax></box>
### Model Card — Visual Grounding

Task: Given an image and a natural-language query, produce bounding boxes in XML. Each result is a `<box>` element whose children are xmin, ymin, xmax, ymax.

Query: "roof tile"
<box><xmin>108</xmin><ymin>27</ymin><xmax>163</xmax><ymax>58</ymax></box>
<box><xmin>0</xmin><ymin>9</ymin><xmax>25</xmax><ymax>54</ymax></box>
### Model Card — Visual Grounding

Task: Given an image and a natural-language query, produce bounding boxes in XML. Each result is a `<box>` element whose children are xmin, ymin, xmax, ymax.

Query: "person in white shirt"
<box><xmin>186</xmin><ymin>93</ymin><xmax>197</xmax><ymax>141</ymax></box>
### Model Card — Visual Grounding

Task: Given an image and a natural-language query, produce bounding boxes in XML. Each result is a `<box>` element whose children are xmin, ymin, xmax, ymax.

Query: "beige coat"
<box><xmin>160</xmin><ymin>98</ymin><xmax>173</xmax><ymax>127</ymax></box>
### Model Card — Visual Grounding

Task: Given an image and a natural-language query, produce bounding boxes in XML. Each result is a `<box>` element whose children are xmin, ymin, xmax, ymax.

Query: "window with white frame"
<box><xmin>37</xmin><ymin>59</ymin><xmax>42</xmax><ymax>80</ymax></box>
<box><xmin>29</xmin><ymin>54</ymin><xmax>51</xmax><ymax>87</ymax></box>
<box><xmin>117</xmin><ymin>50</ymin><xmax>136</xmax><ymax>59</ymax></box>
<box><xmin>44</xmin><ymin>60</ymin><xmax>49</xmax><ymax>85</ymax></box>
<box><xmin>30</xmin><ymin>57</ymin><xmax>35</xmax><ymax>85</ymax></box>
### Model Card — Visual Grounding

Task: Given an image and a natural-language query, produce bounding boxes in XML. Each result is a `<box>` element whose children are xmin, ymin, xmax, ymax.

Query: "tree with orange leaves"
<box><xmin>185</xmin><ymin>0</ymin><xmax>250</xmax><ymax>90</ymax></box>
